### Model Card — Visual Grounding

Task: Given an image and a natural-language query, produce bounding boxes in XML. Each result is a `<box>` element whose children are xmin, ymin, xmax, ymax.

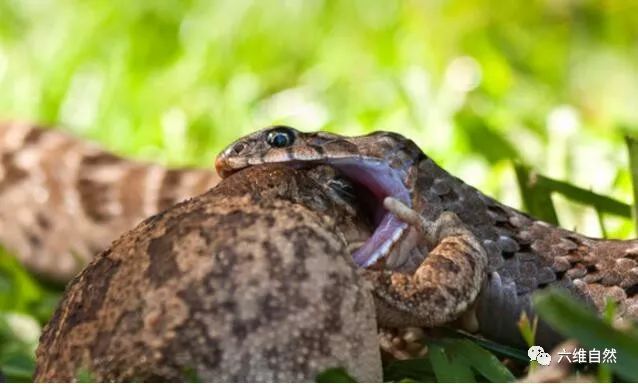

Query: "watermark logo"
<box><xmin>529</xmin><ymin>346</ymin><xmax>618</xmax><ymax>366</ymax></box>
<box><xmin>557</xmin><ymin>347</ymin><xmax>617</xmax><ymax>364</ymax></box>
<box><xmin>528</xmin><ymin>346</ymin><xmax>552</xmax><ymax>366</ymax></box>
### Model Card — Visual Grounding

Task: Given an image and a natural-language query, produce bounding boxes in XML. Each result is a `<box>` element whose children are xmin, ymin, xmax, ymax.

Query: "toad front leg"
<box><xmin>362</xmin><ymin>197</ymin><xmax>488</xmax><ymax>328</ymax></box>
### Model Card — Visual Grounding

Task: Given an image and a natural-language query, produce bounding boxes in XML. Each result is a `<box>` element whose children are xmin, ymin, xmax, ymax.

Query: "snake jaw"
<box><xmin>217</xmin><ymin>157</ymin><xmax>412</xmax><ymax>268</ymax></box>
<box><xmin>320</xmin><ymin>158</ymin><xmax>410</xmax><ymax>267</ymax></box>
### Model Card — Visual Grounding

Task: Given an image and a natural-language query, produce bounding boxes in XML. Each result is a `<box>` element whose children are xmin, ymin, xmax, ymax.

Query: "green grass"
<box><xmin>354</xmin><ymin>289</ymin><xmax>638</xmax><ymax>382</ymax></box>
<box><xmin>534</xmin><ymin>290</ymin><xmax>638</xmax><ymax>382</ymax></box>
<box><xmin>2</xmin><ymin>1</ymin><xmax>637</xmax><ymax>232</ymax></box>
<box><xmin>1</xmin><ymin>1</ymin><xmax>638</xmax><ymax>382</ymax></box>
<box><xmin>0</xmin><ymin>249</ymin><xmax>59</xmax><ymax>382</ymax></box>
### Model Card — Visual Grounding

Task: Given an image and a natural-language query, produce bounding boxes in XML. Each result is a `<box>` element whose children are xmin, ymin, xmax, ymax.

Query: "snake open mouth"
<box><xmin>321</xmin><ymin>158</ymin><xmax>411</xmax><ymax>267</ymax></box>
<box><xmin>223</xmin><ymin>158</ymin><xmax>412</xmax><ymax>268</ymax></box>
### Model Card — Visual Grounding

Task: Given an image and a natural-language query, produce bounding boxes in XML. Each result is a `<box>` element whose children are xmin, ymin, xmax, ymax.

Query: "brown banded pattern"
<box><xmin>0</xmin><ymin>122</ymin><xmax>219</xmax><ymax>282</ymax></box>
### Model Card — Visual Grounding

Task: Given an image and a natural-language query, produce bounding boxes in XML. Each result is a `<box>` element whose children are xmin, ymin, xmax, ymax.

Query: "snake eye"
<box><xmin>266</xmin><ymin>126</ymin><xmax>295</xmax><ymax>148</ymax></box>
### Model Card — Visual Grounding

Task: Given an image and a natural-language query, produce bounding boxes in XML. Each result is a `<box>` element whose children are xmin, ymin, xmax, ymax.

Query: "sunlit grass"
<box><xmin>1</xmin><ymin>0</ymin><xmax>638</xmax><ymax>381</ymax></box>
<box><xmin>0</xmin><ymin>3</ymin><xmax>637</xmax><ymax>230</ymax></box>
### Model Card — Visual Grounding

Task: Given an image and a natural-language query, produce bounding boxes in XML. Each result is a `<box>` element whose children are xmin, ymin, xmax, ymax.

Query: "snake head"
<box><xmin>216</xmin><ymin>126</ymin><xmax>425</xmax><ymax>268</ymax></box>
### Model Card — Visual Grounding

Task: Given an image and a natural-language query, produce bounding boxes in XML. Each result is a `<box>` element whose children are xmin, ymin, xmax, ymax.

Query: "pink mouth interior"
<box><xmin>327</xmin><ymin>159</ymin><xmax>411</xmax><ymax>267</ymax></box>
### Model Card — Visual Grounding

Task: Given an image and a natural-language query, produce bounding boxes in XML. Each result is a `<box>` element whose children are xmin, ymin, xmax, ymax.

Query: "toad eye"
<box><xmin>266</xmin><ymin>126</ymin><xmax>295</xmax><ymax>148</ymax></box>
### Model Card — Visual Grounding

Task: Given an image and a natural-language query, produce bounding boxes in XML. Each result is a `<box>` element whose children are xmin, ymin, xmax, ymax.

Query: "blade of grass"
<box><xmin>316</xmin><ymin>368</ymin><xmax>357</xmax><ymax>383</ymax></box>
<box><xmin>441</xmin><ymin>329</ymin><xmax>529</xmax><ymax>362</ymax></box>
<box><xmin>516</xmin><ymin>312</ymin><xmax>538</xmax><ymax>347</ymax></box>
<box><xmin>517</xmin><ymin>312</ymin><xmax>539</xmax><ymax>372</ymax></box>
<box><xmin>532</xmin><ymin>173</ymin><xmax>631</xmax><ymax>218</ymax></box>
<box><xmin>0</xmin><ymin>351</ymin><xmax>35</xmax><ymax>382</ymax></box>
<box><xmin>595</xmin><ymin>208</ymin><xmax>608</xmax><ymax>238</ymax></box>
<box><xmin>441</xmin><ymin>339</ymin><xmax>516</xmax><ymax>382</ymax></box>
<box><xmin>383</xmin><ymin>358</ymin><xmax>436</xmax><ymax>383</ymax></box>
<box><xmin>428</xmin><ymin>343</ymin><xmax>475</xmax><ymax>382</ymax></box>
<box><xmin>461</xmin><ymin>336</ymin><xmax>529</xmax><ymax>363</ymax></box>
<box><xmin>533</xmin><ymin>289</ymin><xmax>638</xmax><ymax>381</ymax></box>
<box><xmin>597</xmin><ymin>300</ymin><xmax>618</xmax><ymax>383</ymax></box>
<box><xmin>624</xmin><ymin>135</ymin><xmax>638</xmax><ymax>233</ymax></box>
<box><xmin>513</xmin><ymin>163</ymin><xmax>559</xmax><ymax>224</ymax></box>
<box><xmin>514</xmin><ymin>163</ymin><xmax>632</xmax><ymax>222</ymax></box>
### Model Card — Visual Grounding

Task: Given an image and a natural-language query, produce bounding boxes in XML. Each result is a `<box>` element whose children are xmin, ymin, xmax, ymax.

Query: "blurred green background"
<box><xmin>2</xmin><ymin>0</ymin><xmax>638</xmax><ymax>380</ymax></box>
<box><xmin>2</xmin><ymin>0</ymin><xmax>638</xmax><ymax>236</ymax></box>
